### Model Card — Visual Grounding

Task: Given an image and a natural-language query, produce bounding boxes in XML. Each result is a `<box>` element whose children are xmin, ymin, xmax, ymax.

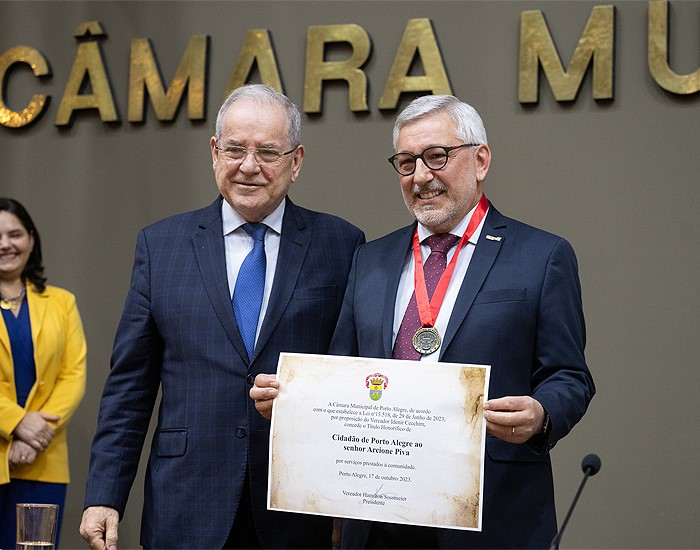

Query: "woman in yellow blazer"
<box><xmin>0</xmin><ymin>198</ymin><xmax>86</xmax><ymax>548</ymax></box>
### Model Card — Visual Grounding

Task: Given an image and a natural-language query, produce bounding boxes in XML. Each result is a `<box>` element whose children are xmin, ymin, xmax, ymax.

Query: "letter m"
<box><xmin>128</xmin><ymin>35</ymin><xmax>207</xmax><ymax>121</ymax></box>
<box><xmin>519</xmin><ymin>6</ymin><xmax>614</xmax><ymax>103</ymax></box>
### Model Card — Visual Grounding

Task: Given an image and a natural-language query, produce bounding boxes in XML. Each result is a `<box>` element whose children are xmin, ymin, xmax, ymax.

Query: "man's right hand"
<box><xmin>80</xmin><ymin>506</ymin><xmax>119</xmax><ymax>550</ymax></box>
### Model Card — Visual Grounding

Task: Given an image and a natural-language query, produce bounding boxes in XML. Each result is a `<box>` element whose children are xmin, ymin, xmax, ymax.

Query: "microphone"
<box><xmin>549</xmin><ymin>453</ymin><xmax>601</xmax><ymax>549</ymax></box>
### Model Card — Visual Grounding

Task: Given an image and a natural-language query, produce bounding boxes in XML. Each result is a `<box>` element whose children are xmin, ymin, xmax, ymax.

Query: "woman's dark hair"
<box><xmin>0</xmin><ymin>198</ymin><xmax>46</xmax><ymax>293</ymax></box>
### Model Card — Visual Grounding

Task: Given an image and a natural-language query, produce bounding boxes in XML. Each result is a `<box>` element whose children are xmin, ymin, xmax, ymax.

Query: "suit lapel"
<box><xmin>441</xmin><ymin>204</ymin><xmax>506</xmax><ymax>356</ymax></box>
<box><xmin>0</xmin><ymin>300</ymin><xmax>13</xmax><ymax>379</ymax></box>
<box><xmin>27</xmin><ymin>284</ymin><xmax>49</xmax><ymax>380</ymax></box>
<box><xmin>193</xmin><ymin>198</ymin><xmax>249</xmax><ymax>362</ymax></box>
<box><xmin>0</xmin><ymin>311</ymin><xmax>9</xmax><ymax>355</ymax></box>
<box><xmin>0</xmin><ymin>285</ymin><xmax>48</xmax><ymax>391</ymax></box>
<box><xmin>254</xmin><ymin>199</ymin><xmax>308</xmax><ymax>360</ymax></box>
<box><xmin>382</xmin><ymin>224</ymin><xmax>415</xmax><ymax>358</ymax></box>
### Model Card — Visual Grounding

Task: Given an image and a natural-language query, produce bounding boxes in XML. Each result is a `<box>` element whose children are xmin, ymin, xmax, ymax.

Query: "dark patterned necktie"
<box><xmin>233</xmin><ymin>223</ymin><xmax>267</xmax><ymax>359</ymax></box>
<box><xmin>393</xmin><ymin>233</ymin><xmax>460</xmax><ymax>361</ymax></box>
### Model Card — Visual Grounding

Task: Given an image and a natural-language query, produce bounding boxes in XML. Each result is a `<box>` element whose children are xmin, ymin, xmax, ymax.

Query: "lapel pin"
<box><xmin>485</xmin><ymin>235</ymin><xmax>502</xmax><ymax>241</ymax></box>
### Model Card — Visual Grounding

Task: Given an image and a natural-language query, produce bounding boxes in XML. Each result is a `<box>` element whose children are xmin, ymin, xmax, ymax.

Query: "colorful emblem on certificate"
<box><xmin>366</xmin><ymin>372</ymin><xmax>389</xmax><ymax>401</ymax></box>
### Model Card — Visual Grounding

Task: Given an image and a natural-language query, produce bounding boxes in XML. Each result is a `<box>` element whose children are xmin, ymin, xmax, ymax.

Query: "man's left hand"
<box><xmin>483</xmin><ymin>396</ymin><xmax>546</xmax><ymax>443</ymax></box>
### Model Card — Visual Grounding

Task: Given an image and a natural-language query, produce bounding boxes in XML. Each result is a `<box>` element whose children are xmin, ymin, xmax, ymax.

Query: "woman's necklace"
<box><xmin>0</xmin><ymin>287</ymin><xmax>26</xmax><ymax>310</ymax></box>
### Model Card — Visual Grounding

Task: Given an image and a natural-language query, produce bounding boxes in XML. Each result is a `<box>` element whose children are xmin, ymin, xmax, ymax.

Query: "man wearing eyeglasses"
<box><xmin>252</xmin><ymin>95</ymin><xmax>594</xmax><ymax>548</ymax></box>
<box><xmin>79</xmin><ymin>84</ymin><xmax>364</xmax><ymax>550</ymax></box>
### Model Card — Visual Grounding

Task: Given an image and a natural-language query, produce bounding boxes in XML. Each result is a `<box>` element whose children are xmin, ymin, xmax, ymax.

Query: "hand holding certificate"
<box><xmin>268</xmin><ymin>353</ymin><xmax>490</xmax><ymax>531</ymax></box>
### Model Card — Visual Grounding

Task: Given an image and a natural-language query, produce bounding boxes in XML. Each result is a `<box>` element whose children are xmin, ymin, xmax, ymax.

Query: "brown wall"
<box><xmin>2</xmin><ymin>1</ymin><xmax>699</xmax><ymax>547</ymax></box>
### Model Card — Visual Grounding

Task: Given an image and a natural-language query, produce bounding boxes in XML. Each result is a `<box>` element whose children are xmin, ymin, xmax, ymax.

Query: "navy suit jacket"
<box><xmin>331</xmin><ymin>202</ymin><xmax>595</xmax><ymax>549</ymax></box>
<box><xmin>84</xmin><ymin>197</ymin><xmax>364</xmax><ymax>549</ymax></box>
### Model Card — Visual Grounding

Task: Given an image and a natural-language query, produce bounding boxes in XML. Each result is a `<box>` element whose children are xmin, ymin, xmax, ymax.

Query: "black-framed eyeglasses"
<box><xmin>215</xmin><ymin>144</ymin><xmax>298</xmax><ymax>164</ymax></box>
<box><xmin>388</xmin><ymin>143</ymin><xmax>479</xmax><ymax>176</ymax></box>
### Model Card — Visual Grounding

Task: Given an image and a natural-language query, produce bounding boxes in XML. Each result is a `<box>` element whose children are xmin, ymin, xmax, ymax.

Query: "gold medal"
<box><xmin>412</xmin><ymin>326</ymin><xmax>441</xmax><ymax>355</ymax></box>
<box><xmin>0</xmin><ymin>300</ymin><xmax>13</xmax><ymax>310</ymax></box>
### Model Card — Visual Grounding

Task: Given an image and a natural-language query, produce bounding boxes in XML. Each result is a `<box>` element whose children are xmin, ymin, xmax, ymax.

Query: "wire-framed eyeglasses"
<box><xmin>388</xmin><ymin>143</ymin><xmax>479</xmax><ymax>176</ymax></box>
<box><xmin>215</xmin><ymin>144</ymin><xmax>298</xmax><ymax>164</ymax></box>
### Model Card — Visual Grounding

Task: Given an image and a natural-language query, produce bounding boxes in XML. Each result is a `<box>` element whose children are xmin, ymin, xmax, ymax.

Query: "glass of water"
<box><xmin>16</xmin><ymin>503</ymin><xmax>58</xmax><ymax>550</ymax></box>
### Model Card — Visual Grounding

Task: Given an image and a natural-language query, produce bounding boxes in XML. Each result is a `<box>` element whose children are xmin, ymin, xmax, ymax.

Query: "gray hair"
<box><xmin>214</xmin><ymin>84</ymin><xmax>302</xmax><ymax>147</ymax></box>
<box><xmin>392</xmin><ymin>95</ymin><xmax>488</xmax><ymax>150</ymax></box>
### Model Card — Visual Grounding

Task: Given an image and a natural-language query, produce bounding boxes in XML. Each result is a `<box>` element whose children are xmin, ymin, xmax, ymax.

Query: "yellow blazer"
<box><xmin>0</xmin><ymin>283</ymin><xmax>86</xmax><ymax>485</ymax></box>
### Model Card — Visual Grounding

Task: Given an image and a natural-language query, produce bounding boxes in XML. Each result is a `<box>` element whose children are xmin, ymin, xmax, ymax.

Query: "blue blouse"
<box><xmin>1</xmin><ymin>299</ymin><xmax>36</xmax><ymax>407</ymax></box>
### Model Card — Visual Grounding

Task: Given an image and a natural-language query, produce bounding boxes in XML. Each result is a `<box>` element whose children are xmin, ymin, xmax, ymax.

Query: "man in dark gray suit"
<box><xmin>80</xmin><ymin>85</ymin><xmax>364</xmax><ymax>549</ymax></box>
<box><xmin>252</xmin><ymin>94</ymin><xmax>594</xmax><ymax>549</ymax></box>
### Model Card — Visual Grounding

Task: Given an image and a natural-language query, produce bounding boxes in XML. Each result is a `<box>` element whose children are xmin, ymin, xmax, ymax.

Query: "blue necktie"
<box><xmin>233</xmin><ymin>223</ymin><xmax>267</xmax><ymax>359</ymax></box>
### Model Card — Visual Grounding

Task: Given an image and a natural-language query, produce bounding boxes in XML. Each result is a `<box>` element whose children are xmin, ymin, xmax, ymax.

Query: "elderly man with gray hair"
<box><xmin>80</xmin><ymin>84</ymin><xmax>364</xmax><ymax>550</ymax></box>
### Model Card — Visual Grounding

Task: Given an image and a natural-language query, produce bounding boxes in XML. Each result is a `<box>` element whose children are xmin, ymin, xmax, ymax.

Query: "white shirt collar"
<box><xmin>221</xmin><ymin>197</ymin><xmax>286</xmax><ymax>236</ymax></box>
<box><xmin>416</xmin><ymin>199</ymin><xmax>487</xmax><ymax>245</ymax></box>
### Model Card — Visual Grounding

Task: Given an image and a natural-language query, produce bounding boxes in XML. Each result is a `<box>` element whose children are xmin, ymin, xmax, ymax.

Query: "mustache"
<box><xmin>411</xmin><ymin>181</ymin><xmax>446</xmax><ymax>195</ymax></box>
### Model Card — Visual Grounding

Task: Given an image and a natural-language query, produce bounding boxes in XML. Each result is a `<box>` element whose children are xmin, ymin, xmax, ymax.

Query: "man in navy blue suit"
<box><xmin>79</xmin><ymin>85</ymin><xmax>364</xmax><ymax>549</ymax></box>
<box><xmin>252</xmin><ymin>95</ymin><xmax>594</xmax><ymax>548</ymax></box>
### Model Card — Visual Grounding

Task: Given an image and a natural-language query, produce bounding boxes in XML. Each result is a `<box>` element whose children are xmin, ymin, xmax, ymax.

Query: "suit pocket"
<box><xmin>155</xmin><ymin>428</ymin><xmax>188</xmax><ymax>457</ymax></box>
<box><xmin>292</xmin><ymin>285</ymin><xmax>338</xmax><ymax>301</ymax></box>
<box><xmin>473</xmin><ymin>288</ymin><xmax>526</xmax><ymax>304</ymax></box>
<box><xmin>486</xmin><ymin>435</ymin><xmax>549</xmax><ymax>463</ymax></box>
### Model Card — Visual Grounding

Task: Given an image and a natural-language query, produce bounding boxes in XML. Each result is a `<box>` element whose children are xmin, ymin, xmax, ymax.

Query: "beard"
<box><xmin>404</xmin><ymin>182</ymin><xmax>460</xmax><ymax>233</ymax></box>
<box><xmin>411</xmin><ymin>204</ymin><xmax>460</xmax><ymax>234</ymax></box>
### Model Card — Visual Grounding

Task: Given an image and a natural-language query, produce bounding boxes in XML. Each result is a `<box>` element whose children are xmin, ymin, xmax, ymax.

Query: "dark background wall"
<box><xmin>2</xmin><ymin>1</ymin><xmax>699</xmax><ymax>548</ymax></box>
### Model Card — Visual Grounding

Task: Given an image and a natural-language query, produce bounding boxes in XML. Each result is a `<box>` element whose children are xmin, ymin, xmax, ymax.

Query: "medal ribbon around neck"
<box><xmin>412</xmin><ymin>193</ymin><xmax>489</xmax><ymax>329</ymax></box>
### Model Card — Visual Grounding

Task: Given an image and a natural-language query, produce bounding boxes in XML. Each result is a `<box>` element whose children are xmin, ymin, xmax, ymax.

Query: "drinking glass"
<box><xmin>15</xmin><ymin>503</ymin><xmax>58</xmax><ymax>550</ymax></box>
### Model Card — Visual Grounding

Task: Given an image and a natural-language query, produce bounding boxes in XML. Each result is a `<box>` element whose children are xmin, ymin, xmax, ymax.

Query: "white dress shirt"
<box><xmin>222</xmin><ymin>198</ymin><xmax>286</xmax><ymax>346</ymax></box>
<box><xmin>393</xmin><ymin>202</ymin><xmax>488</xmax><ymax>362</ymax></box>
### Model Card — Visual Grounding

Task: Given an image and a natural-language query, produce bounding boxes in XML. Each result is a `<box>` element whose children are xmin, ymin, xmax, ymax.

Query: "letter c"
<box><xmin>0</xmin><ymin>46</ymin><xmax>51</xmax><ymax>128</ymax></box>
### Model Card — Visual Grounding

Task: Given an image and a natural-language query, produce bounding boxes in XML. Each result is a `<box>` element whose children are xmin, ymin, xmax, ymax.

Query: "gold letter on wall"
<box><xmin>519</xmin><ymin>6</ymin><xmax>614</xmax><ymax>103</ymax></box>
<box><xmin>649</xmin><ymin>0</ymin><xmax>700</xmax><ymax>94</ymax></box>
<box><xmin>128</xmin><ymin>35</ymin><xmax>207</xmax><ymax>122</ymax></box>
<box><xmin>55</xmin><ymin>21</ymin><xmax>118</xmax><ymax>126</ymax></box>
<box><xmin>304</xmin><ymin>24</ymin><xmax>370</xmax><ymax>113</ymax></box>
<box><xmin>225</xmin><ymin>29</ymin><xmax>282</xmax><ymax>95</ymax></box>
<box><xmin>0</xmin><ymin>46</ymin><xmax>50</xmax><ymax>128</ymax></box>
<box><xmin>378</xmin><ymin>18</ymin><xmax>451</xmax><ymax>110</ymax></box>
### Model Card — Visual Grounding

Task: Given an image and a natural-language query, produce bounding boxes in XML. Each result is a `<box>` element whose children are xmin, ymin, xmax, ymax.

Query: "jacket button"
<box><xmin>247</xmin><ymin>374</ymin><xmax>255</xmax><ymax>385</ymax></box>
<box><xmin>236</xmin><ymin>426</ymin><xmax>246</xmax><ymax>438</ymax></box>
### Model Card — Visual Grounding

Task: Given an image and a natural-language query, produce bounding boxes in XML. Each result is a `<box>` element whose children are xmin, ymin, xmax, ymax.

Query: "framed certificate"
<box><xmin>268</xmin><ymin>353</ymin><xmax>490</xmax><ymax>530</ymax></box>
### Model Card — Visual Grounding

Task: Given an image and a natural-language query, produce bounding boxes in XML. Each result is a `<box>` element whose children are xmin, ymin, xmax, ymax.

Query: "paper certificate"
<box><xmin>268</xmin><ymin>353</ymin><xmax>490</xmax><ymax>531</ymax></box>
